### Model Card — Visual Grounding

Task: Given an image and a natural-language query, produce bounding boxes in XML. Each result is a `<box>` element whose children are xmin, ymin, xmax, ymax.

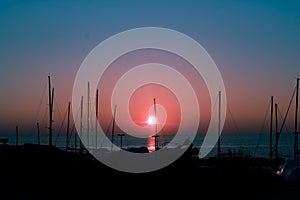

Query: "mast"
<box><xmin>152</xmin><ymin>98</ymin><xmax>159</xmax><ymax>151</ymax></box>
<box><xmin>87</xmin><ymin>82</ymin><xmax>90</xmax><ymax>149</ymax></box>
<box><xmin>272</xmin><ymin>79</ymin><xmax>297</xmax><ymax>159</ymax></box>
<box><xmin>66</xmin><ymin>101</ymin><xmax>71</xmax><ymax>150</ymax></box>
<box><xmin>269</xmin><ymin>96</ymin><xmax>274</xmax><ymax>159</ymax></box>
<box><xmin>80</xmin><ymin>96</ymin><xmax>84</xmax><ymax>153</ymax></box>
<box><xmin>48</xmin><ymin>76</ymin><xmax>53</xmax><ymax>146</ymax></box>
<box><xmin>217</xmin><ymin>91</ymin><xmax>221</xmax><ymax>159</ymax></box>
<box><xmin>95</xmin><ymin>89</ymin><xmax>99</xmax><ymax>149</ymax></box>
<box><xmin>294</xmin><ymin>78</ymin><xmax>299</xmax><ymax>160</ymax></box>
<box><xmin>275</xmin><ymin>103</ymin><xmax>279</xmax><ymax>159</ymax></box>
<box><xmin>154</xmin><ymin>98</ymin><xmax>157</xmax><ymax>137</ymax></box>
<box><xmin>111</xmin><ymin>105</ymin><xmax>117</xmax><ymax>151</ymax></box>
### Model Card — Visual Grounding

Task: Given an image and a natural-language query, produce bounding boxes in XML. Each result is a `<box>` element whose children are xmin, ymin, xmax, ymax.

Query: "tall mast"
<box><xmin>269</xmin><ymin>96</ymin><xmax>274</xmax><ymax>159</ymax></box>
<box><xmin>275</xmin><ymin>103</ymin><xmax>279</xmax><ymax>159</ymax></box>
<box><xmin>95</xmin><ymin>89</ymin><xmax>99</xmax><ymax>149</ymax></box>
<box><xmin>270</xmin><ymin>78</ymin><xmax>299</xmax><ymax>160</ymax></box>
<box><xmin>111</xmin><ymin>105</ymin><xmax>117</xmax><ymax>151</ymax></box>
<box><xmin>217</xmin><ymin>91</ymin><xmax>221</xmax><ymax>159</ymax></box>
<box><xmin>154</xmin><ymin>98</ymin><xmax>157</xmax><ymax>137</ymax></box>
<box><xmin>294</xmin><ymin>78</ymin><xmax>299</xmax><ymax>160</ymax></box>
<box><xmin>48</xmin><ymin>76</ymin><xmax>53</xmax><ymax>146</ymax></box>
<box><xmin>152</xmin><ymin>98</ymin><xmax>159</xmax><ymax>151</ymax></box>
<box><xmin>80</xmin><ymin>96</ymin><xmax>84</xmax><ymax>153</ymax></box>
<box><xmin>87</xmin><ymin>82</ymin><xmax>90</xmax><ymax>149</ymax></box>
<box><xmin>66</xmin><ymin>101</ymin><xmax>71</xmax><ymax>150</ymax></box>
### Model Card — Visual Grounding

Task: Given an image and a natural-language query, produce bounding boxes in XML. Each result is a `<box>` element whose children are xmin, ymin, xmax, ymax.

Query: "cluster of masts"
<box><xmin>44</xmin><ymin>76</ymin><xmax>160</xmax><ymax>152</ymax></box>
<box><xmin>12</xmin><ymin>76</ymin><xmax>299</xmax><ymax>159</ymax></box>
<box><xmin>269</xmin><ymin>78</ymin><xmax>299</xmax><ymax>161</ymax></box>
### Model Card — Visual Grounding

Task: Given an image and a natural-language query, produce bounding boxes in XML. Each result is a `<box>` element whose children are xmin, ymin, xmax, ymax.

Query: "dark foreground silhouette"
<box><xmin>0</xmin><ymin>143</ymin><xmax>299</xmax><ymax>199</ymax></box>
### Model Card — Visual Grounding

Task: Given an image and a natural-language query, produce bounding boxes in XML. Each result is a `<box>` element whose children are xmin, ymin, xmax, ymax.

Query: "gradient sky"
<box><xmin>0</xmin><ymin>0</ymin><xmax>300</xmax><ymax>137</ymax></box>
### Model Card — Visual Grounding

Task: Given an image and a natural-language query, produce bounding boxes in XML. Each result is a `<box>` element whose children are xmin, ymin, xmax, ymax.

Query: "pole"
<box><xmin>87</xmin><ymin>82</ymin><xmax>90</xmax><ymax>149</ymax></box>
<box><xmin>66</xmin><ymin>102</ymin><xmax>70</xmax><ymax>150</ymax></box>
<box><xmin>95</xmin><ymin>89</ymin><xmax>99</xmax><ymax>149</ymax></box>
<box><xmin>294</xmin><ymin>78</ymin><xmax>299</xmax><ymax>185</ymax></box>
<box><xmin>218</xmin><ymin>91</ymin><xmax>221</xmax><ymax>159</ymax></box>
<box><xmin>154</xmin><ymin>98</ymin><xmax>157</xmax><ymax>137</ymax></box>
<box><xmin>48</xmin><ymin>76</ymin><xmax>53</xmax><ymax>147</ymax></box>
<box><xmin>275</xmin><ymin>103</ymin><xmax>279</xmax><ymax>159</ymax></box>
<box><xmin>270</xmin><ymin>96</ymin><xmax>273</xmax><ymax>160</ymax></box>
<box><xmin>294</xmin><ymin>78</ymin><xmax>299</xmax><ymax>160</ymax></box>
<box><xmin>80</xmin><ymin>96</ymin><xmax>83</xmax><ymax>153</ymax></box>
<box><xmin>152</xmin><ymin>98</ymin><xmax>159</xmax><ymax>151</ymax></box>
<box><xmin>111</xmin><ymin>105</ymin><xmax>117</xmax><ymax>150</ymax></box>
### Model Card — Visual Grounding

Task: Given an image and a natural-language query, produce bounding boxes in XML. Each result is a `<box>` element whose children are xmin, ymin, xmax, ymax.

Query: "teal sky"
<box><xmin>0</xmin><ymin>0</ymin><xmax>300</xmax><ymax>136</ymax></box>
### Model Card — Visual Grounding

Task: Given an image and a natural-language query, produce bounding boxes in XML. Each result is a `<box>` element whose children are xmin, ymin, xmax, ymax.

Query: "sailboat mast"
<box><xmin>80</xmin><ymin>96</ymin><xmax>84</xmax><ymax>153</ymax></box>
<box><xmin>217</xmin><ymin>91</ymin><xmax>221</xmax><ymax>159</ymax></box>
<box><xmin>153</xmin><ymin>98</ymin><xmax>159</xmax><ymax>151</ymax></box>
<box><xmin>87</xmin><ymin>82</ymin><xmax>90</xmax><ymax>149</ymax></box>
<box><xmin>95</xmin><ymin>89</ymin><xmax>99</xmax><ymax>149</ymax></box>
<box><xmin>154</xmin><ymin>98</ymin><xmax>157</xmax><ymax>137</ymax></box>
<box><xmin>294</xmin><ymin>78</ymin><xmax>299</xmax><ymax>160</ymax></box>
<box><xmin>269</xmin><ymin>96</ymin><xmax>274</xmax><ymax>159</ymax></box>
<box><xmin>111</xmin><ymin>105</ymin><xmax>117</xmax><ymax>150</ymax></box>
<box><xmin>275</xmin><ymin>103</ymin><xmax>279</xmax><ymax>159</ymax></box>
<box><xmin>66</xmin><ymin>101</ymin><xmax>70</xmax><ymax>150</ymax></box>
<box><xmin>48</xmin><ymin>76</ymin><xmax>53</xmax><ymax>146</ymax></box>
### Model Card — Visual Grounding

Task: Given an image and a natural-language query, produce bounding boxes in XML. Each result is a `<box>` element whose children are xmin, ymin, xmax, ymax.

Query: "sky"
<box><xmin>0</xmin><ymin>0</ymin><xmax>300</xmax><ymax>138</ymax></box>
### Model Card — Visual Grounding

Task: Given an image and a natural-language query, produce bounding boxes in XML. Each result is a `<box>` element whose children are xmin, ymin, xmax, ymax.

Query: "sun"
<box><xmin>147</xmin><ymin>115</ymin><xmax>157</xmax><ymax>125</ymax></box>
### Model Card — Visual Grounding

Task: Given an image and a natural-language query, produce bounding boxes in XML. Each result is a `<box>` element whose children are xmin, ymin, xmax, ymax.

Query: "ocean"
<box><xmin>0</xmin><ymin>132</ymin><xmax>296</xmax><ymax>160</ymax></box>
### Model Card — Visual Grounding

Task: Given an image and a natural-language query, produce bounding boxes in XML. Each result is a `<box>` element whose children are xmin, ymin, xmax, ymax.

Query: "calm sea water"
<box><xmin>0</xmin><ymin>132</ymin><xmax>296</xmax><ymax>160</ymax></box>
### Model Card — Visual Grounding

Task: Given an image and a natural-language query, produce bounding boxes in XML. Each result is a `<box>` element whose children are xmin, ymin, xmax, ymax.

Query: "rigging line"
<box><xmin>278</xmin><ymin>104</ymin><xmax>293</xmax><ymax>136</ymax></box>
<box><xmin>38</xmin><ymin>107</ymin><xmax>48</xmax><ymax>144</ymax></box>
<box><xmin>68</xmin><ymin>122</ymin><xmax>80</xmax><ymax>148</ymax></box>
<box><xmin>277</xmin><ymin>104</ymin><xmax>294</xmax><ymax>152</ymax></box>
<box><xmin>227</xmin><ymin>104</ymin><xmax>245</xmax><ymax>150</ymax></box>
<box><xmin>32</xmin><ymin>81</ymin><xmax>47</xmax><ymax>125</ymax></box>
<box><xmin>54</xmin><ymin>108</ymin><xmax>67</xmax><ymax>146</ymax></box>
<box><xmin>99</xmin><ymin>118</ymin><xmax>113</xmax><ymax>148</ymax></box>
<box><xmin>67</xmin><ymin>101</ymin><xmax>83</xmax><ymax>148</ymax></box>
<box><xmin>105</xmin><ymin>120</ymin><xmax>113</xmax><ymax>147</ymax></box>
<box><xmin>68</xmin><ymin>123</ymin><xmax>75</xmax><ymax>147</ymax></box>
<box><xmin>52</xmin><ymin>97</ymin><xmax>65</xmax><ymax>146</ymax></box>
<box><xmin>67</xmin><ymin>109</ymin><xmax>77</xmax><ymax>147</ymax></box>
<box><xmin>29</xmin><ymin>105</ymin><xmax>48</xmax><ymax>144</ymax></box>
<box><xmin>254</xmin><ymin>98</ymin><xmax>271</xmax><ymax>157</ymax></box>
<box><xmin>29</xmin><ymin>82</ymin><xmax>47</xmax><ymax>140</ymax></box>
<box><xmin>211</xmin><ymin>93</ymin><xmax>219</xmax><ymax>115</ymax></box>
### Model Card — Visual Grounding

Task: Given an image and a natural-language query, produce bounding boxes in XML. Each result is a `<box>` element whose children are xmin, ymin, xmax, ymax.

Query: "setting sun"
<box><xmin>147</xmin><ymin>116</ymin><xmax>157</xmax><ymax>125</ymax></box>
